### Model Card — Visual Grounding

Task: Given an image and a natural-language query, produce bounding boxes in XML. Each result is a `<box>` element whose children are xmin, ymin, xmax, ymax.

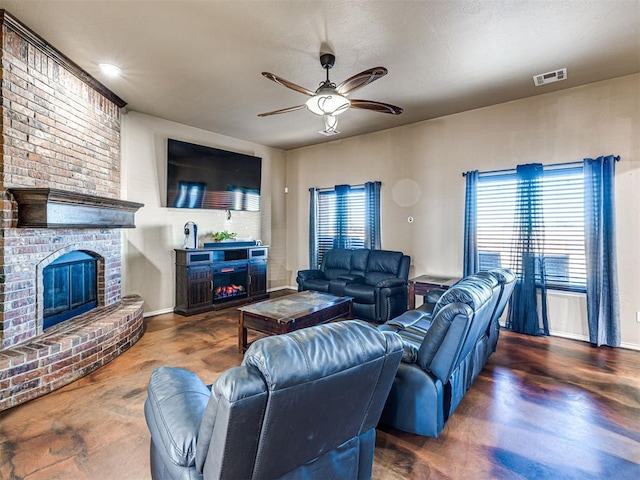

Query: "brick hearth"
<box><xmin>0</xmin><ymin>296</ymin><xmax>143</xmax><ymax>411</ymax></box>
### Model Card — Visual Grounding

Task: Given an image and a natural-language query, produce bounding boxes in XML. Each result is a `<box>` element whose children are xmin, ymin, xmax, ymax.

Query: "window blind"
<box><xmin>477</xmin><ymin>166</ymin><xmax>586</xmax><ymax>291</ymax></box>
<box><xmin>316</xmin><ymin>186</ymin><xmax>366</xmax><ymax>266</ymax></box>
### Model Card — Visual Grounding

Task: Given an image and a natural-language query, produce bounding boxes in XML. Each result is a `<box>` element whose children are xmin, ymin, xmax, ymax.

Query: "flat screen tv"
<box><xmin>166</xmin><ymin>139</ymin><xmax>262</xmax><ymax>211</ymax></box>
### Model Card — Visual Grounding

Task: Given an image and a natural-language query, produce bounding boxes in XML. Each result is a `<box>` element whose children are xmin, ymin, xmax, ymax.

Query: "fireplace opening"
<box><xmin>212</xmin><ymin>261</ymin><xmax>248</xmax><ymax>303</ymax></box>
<box><xmin>43</xmin><ymin>251</ymin><xmax>98</xmax><ymax>329</ymax></box>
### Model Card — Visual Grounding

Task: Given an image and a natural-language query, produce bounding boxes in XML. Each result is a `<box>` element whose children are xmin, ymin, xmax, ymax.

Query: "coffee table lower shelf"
<box><xmin>237</xmin><ymin>291</ymin><xmax>353</xmax><ymax>353</ymax></box>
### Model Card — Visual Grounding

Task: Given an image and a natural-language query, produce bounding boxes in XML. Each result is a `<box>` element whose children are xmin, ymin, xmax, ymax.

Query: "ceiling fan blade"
<box><xmin>350</xmin><ymin>99</ymin><xmax>403</xmax><ymax>115</ymax></box>
<box><xmin>261</xmin><ymin>72</ymin><xmax>315</xmax><ymax>96</ymax></box>
<box><xmin>336</xmin><ymin>67</ymin><xmax>388</xmax><ymax>95</ymax></box>
<box><xmin>258</xmin><ymin>104</ymin><xmax>307</xmax><ymax>117</ymax></box>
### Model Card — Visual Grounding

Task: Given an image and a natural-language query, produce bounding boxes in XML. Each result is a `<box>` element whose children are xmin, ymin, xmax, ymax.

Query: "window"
<box><xmin>310</xmin><ymin>182</ymin><xmax>381</xmax><ymax>269</ymax></box>
<box><xmin>476</xmin><ymin>166</ymin><xmax>586</xmax><ymax>291</ymax></box>
<box><xmin>316</xmin><ymin>186</ymin><xmax>366</xmax><ymax>266</ymax></box>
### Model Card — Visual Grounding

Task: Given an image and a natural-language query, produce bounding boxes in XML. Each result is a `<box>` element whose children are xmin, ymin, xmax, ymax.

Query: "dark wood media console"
<box><xmin>174</xmin><ymin>245</ymin><xmax>269</xmax><ymax>316</ymax></box>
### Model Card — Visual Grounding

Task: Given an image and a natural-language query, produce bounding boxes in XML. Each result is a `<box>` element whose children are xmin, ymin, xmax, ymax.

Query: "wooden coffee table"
<box><xmin>237</xmin><ymin>291</ymin><xmax>353</xmax><ymax>353</ymax></box>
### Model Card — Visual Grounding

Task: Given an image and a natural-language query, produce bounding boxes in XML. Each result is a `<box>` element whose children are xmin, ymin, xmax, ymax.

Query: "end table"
<box><xmin>408</xmin><ymin>275</ymin><xmax>461</xmax><ymax>309</ymax></box>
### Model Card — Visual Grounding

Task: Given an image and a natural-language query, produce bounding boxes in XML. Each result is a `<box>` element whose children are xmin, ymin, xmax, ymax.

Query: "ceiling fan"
<box><xmin>258</xmin><ymin>53</ymin><xmax>403</xmax><ymax>135</ymax></box>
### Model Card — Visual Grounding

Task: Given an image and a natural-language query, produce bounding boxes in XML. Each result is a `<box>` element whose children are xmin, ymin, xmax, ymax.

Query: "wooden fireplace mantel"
<box><xmin>8</xmin><ymin>188</ymin><xmax>144</xmax><ymax>228</ymax></box>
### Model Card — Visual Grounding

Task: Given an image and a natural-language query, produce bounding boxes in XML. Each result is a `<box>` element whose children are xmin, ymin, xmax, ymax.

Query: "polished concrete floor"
<box><xmin>1</xmin><ymin>292</ymin><xmax>639</xmax><ymax>479</ymax></box>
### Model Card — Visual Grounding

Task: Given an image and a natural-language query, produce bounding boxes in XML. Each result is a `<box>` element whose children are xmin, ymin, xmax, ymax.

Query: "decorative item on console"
<box><xmin>210</xmin><ymin>230</ymin><xmax>237</xmax><ymax>242</ymax></box>
<box><xmin>183</xmin><ymin>221</ymin><xmax>198</xmax><ymax>249</ymax></box>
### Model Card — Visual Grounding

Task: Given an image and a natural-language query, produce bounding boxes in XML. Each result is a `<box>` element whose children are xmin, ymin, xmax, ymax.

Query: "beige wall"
<box><xmin>286</xmin><ymin>74</ymin><xmax>640</xmax><ymax>348</ymax></box>
<box><xmin>120</xmin><ymin>112</ymin><xmax>287</xmax><ymax>315</ymax></box>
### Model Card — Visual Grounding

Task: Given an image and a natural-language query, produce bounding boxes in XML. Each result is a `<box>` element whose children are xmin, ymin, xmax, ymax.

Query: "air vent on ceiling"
<box><xmin>533</xmin><ymin>68</ymin><xmax>567</xmax><ymax>87</ymax></box>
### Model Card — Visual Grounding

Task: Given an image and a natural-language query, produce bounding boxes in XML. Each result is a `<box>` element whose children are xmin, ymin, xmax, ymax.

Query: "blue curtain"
<box><xmin>308</xmin><ymin>187</ymin><xmax>319</xmax><ymax>268</ymax></box>
<box><xmin>463</xmin><ymin>171</ymin><xmax>479</xmax><ymax>276</ymax></box>
<box><xmin>364</xmin><ymin>181</ymin><xmax>382</xmax><ymax>249</ymax></box>
<box><xmin>506</xmin><ymin>163</ymin><xmax>549</xmax><ymax>336</ymax></box>
<box><xmin>333</xmin><ymin>184</ymin><xmax>351</xmax><ymax>249</ymax></box>
<box><xmin>584</xmin><ymin>156</ymin><xmax>620</xmax><ymax>347</ymax></box>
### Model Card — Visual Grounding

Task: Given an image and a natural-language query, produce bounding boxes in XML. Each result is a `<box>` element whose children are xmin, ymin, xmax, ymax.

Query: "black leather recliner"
<box><xmin>144</xmin><ymin>320</ymin><xmax>403</xmax><ymax>480</ymax></box>
<box><xmin>296</xmin><ymin>248</ymin><xmax>411</xmax><ymax>324</ymax></box>
<box><xmin>378</xmin><ymin>269</ymin><xmax>515</xmax><ymax>437</ymax></box>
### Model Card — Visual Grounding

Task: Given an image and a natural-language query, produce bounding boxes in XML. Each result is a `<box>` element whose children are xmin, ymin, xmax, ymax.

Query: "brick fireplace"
<box><xmin>0</xmin><ymin>11</ymin><xmax>144</xmax><ymax>410</ymax></box>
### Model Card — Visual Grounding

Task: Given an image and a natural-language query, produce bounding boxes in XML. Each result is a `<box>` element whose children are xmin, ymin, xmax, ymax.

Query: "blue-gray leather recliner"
<box><xmin>144</xmin><ymin>320</ymin><xmax>403</xmax><ymax>480</ymax></box>
<box><xmin>378</xmin><ymin>268</ymin><xmax>516</xmax><ymax>437</ymax></box>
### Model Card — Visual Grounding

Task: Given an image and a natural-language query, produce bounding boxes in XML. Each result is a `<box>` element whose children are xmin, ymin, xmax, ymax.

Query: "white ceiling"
<box><xmin>1</xmin><ymin>0</ymin><xmax>639</xmax><ymax>150</ymax></box>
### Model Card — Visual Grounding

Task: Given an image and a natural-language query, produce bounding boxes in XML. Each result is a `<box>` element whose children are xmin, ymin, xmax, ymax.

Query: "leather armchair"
<box><xmin>144</xmin><ymin>320</ymin><xmax>403</xmax><ymax>480</ymax></box>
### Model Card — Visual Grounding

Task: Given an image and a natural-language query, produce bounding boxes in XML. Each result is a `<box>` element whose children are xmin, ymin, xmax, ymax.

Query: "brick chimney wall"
<box><xmin>0</xmin><ymin>15</ymin><xmax>126</xmax><ymax>349</ymax></box>
<box><xmin>0</xmin><ymin>12</ymin><xmax>144</xmax><ymax>411</ymax></box>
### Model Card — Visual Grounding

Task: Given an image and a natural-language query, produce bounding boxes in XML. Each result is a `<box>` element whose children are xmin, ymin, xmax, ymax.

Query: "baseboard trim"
<box><xmin>268</xmin><ymin>285</ymin><xmax>297</xmax><ymax>292</ymax></box>
<box><xmin>143</xmin><ymin>307</ymin><xmax>174</xmax><ymax>318</ymax></box>
<box><xmin>548</xmin><ymin>330</ymin><xmax>589</xmax><ymax>343</ymax></box>
<box><xmin>620</xmin><ymin>342</ymin><xmax>640</xmax><ymax>351</ymax></box>
<box><xmin>498</xmin><ymin>322</ymin><xmax>640</xmax><ymax>351</ymax></box>
<box><xmin>546</xmin><ymin>329</ymin><xmax>640</xmax><ymax>352</ymax></box>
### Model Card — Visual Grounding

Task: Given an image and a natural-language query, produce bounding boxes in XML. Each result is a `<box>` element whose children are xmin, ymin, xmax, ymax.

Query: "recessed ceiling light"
<box><xmin>99</xmin><ymin>63</ymin><xmax>121</xmax><ymax>77</ymax></box>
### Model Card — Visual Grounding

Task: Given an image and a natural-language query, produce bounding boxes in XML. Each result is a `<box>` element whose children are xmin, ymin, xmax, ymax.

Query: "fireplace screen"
<box><xmin>43</xmin><ymin>251</ymin><xmax>98</xmax><ymax>329</ymax></box>
<box><xmin>212</xmin><ymin>261</ymin><xmax>248</xmax><ymax>303</ymax></box>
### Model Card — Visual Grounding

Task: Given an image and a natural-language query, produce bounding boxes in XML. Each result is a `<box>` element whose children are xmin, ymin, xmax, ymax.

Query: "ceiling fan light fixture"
<box><xmin>319</xmin><ymin>115</ymin><xmax>340</xmax><ymax>136</ymax></box>
<box><xmin>258</xmin><ymin>52</ymin><xmax>402</xmax><ymax>124</ymax></box>
<box><xmin>305</xmin><ymin>88</ymin><xmax>350</xmax><ymax>116</ymax></box>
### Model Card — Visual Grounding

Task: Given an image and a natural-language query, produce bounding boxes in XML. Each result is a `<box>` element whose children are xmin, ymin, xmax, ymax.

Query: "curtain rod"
<box><xmin>461</xmin><ymin>156</ymin><xmax>620</xmax><ymax>177</ymax></box>
<box><xmin>311</xmin><ymin>183</ymin><xmax>368</xmax><ymax>192</ymax></box>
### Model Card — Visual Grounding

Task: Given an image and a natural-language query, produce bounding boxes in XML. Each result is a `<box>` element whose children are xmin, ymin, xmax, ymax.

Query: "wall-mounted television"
<box><xmin>166</xmin><ymin>139</ymin><xmax>262</xmax><ymax>211</ymax></box>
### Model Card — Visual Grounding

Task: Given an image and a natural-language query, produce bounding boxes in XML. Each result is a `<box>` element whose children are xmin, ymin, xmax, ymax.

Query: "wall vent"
<box><xmin>533</xmin><ymin>68</ymin><xmax>567</xmax><ymax>87</ymax></box>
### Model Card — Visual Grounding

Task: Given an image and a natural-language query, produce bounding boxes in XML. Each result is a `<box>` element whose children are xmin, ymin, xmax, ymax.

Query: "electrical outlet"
<box><xmin>637</xmin><ymin>311</ymin><xmax>640</xmax><ymax>323</ymax></box>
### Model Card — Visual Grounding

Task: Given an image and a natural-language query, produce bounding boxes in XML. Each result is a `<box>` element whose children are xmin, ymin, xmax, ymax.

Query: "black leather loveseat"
<box><xmin>297</xmin><ymin>248</ymin><xmax>411</xmax><ymax>324</ymax></box>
